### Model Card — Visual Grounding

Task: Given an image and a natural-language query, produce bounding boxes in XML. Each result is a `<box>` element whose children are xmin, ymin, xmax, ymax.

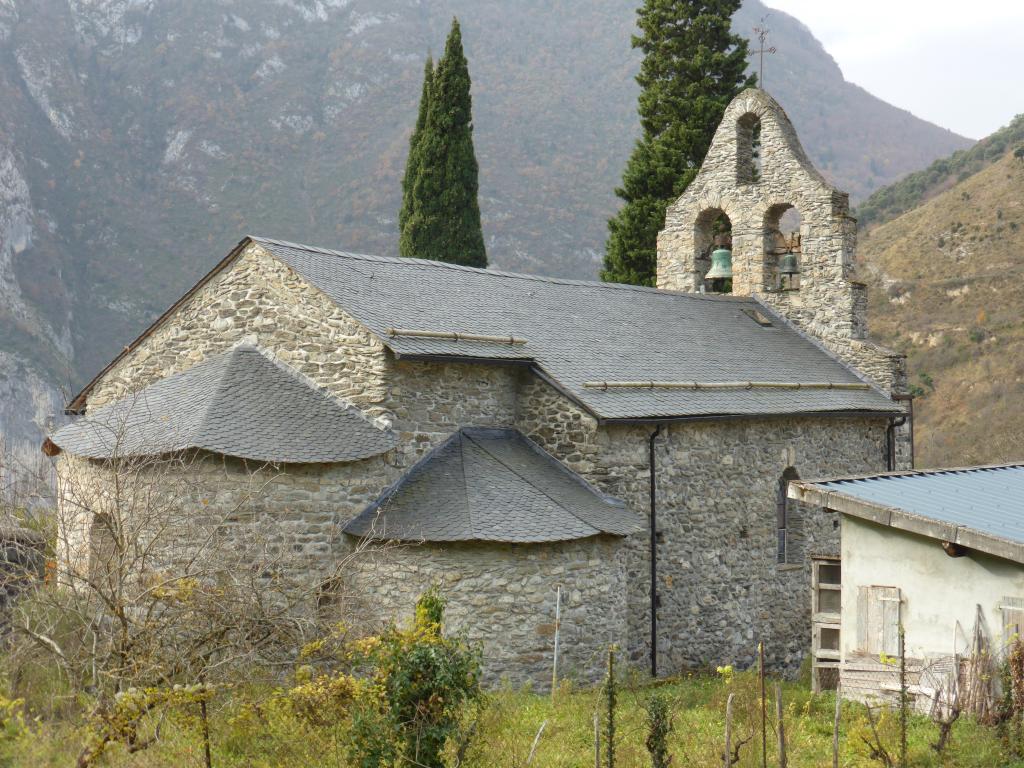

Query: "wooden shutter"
<box><xmin>856</xmin><ymin>585</ymin><xmax>902</xmax><ymax>655</ymax></box>
<box><xmin>1002</xmin><ymin>597</ymin><xmax>1024</xmax><ymax>646</ymax></box>
<box><xmin>878</xmin><ymin>587</ymin><xmax>902</xmax><ymax>656</ymax></box>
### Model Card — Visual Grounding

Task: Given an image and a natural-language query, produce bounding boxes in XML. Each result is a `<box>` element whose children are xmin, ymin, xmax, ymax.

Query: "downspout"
<box><xmin>892</xmin><ymin>394</ymin><xmax>915</xmax><ymax>469</ymax></box>
<box><xmin>885</xmin><ymin>414</ymin><xmax>908</xmax><ymax>472</ymax></box>
<box><xmin>649</xmin><ymin>424</ymin><xmax>662</xmax><ymax>678</ymax></box>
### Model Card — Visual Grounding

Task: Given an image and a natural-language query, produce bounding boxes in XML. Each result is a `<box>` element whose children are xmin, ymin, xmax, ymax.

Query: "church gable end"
<box><xmin>81</xmin><ymin>241</ymin><xmax>390</xmax><ymax>420</ymax></box>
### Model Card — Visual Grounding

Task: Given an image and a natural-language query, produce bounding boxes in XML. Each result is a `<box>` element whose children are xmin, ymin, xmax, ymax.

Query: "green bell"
<box><xmin>779</xmin><ymin>251</ymin><xmax>800</xmax><ymax>275</ymax></box>
<box><xmin>705</xmin><ymin>246</ymin><xmax>733</xmax><ymax>280</ymax></box>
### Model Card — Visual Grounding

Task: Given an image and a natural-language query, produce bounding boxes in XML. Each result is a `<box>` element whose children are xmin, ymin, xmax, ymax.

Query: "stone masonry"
<box><xmin>346</xmin><ymin>537</ymin><xmax>628</xmax><ymax>687</ymax></box>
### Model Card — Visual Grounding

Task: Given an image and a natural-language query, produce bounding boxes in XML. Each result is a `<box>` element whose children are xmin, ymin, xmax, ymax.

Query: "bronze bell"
<box><xmin>778</xmin><ymin>250</ymin><xmax>800</xmax><ymax>276</ymax></box>
<box><xmin>705</xmin><ymin>247</ymin><xmax>733</xmax><ymax>280</ymax></box>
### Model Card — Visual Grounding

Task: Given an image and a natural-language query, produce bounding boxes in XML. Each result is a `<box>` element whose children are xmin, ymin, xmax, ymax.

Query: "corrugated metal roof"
<box><xmin>50</xmin><ymin>345</ymin><xmax>395</xmax><ymax>463</ymax></box>
<box><xmin>344</xmin><ymin>427</ymin><xmax>640</xmax><ymax>542</ymax></box>
<box><xmin>815</xmin><ymin>464</ymin><xmax>1024</xmax><ymax>545</ymax></box>
<box><xmin>254</xmin><ymin>238</ymin><xmax>900</xmax><ymax>420</ymax></box>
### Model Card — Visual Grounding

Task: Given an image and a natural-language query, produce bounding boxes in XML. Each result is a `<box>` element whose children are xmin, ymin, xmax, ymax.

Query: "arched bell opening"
<box><xmin>695</xmin><ymin>208</ymin><xmax>733</xmax><ymax>294</ymax></box>
<box><xmin>765</xmin><ymin>203</ymin><xmax>802</xmax><ymax>292</ymax></box>
<box><xmin>736</xmin><ymin>112</ymin><xmax>763</xmax><ymax>184</ymax></box>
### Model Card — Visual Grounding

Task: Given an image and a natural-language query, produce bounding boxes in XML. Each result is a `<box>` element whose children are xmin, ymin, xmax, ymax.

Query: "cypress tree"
<box><xmin>399</xmin><ymin>18</ymin><xmax>487</xmax><ymax>267</ymax></box>
<box><xmin>601</xmin><ymin>1</ymin><xmax>754</xmax><ymax>286</ymax></box>
<box><xmin>399</xmin><ymin>56</ymin><xmax>433</xmax><ymax>238</ymax></box>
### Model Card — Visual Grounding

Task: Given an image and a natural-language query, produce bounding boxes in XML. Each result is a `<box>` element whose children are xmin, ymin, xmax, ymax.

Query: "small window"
<box><xmin>856</xmin><ymin>585</ymin><xmax>902</xmax><ymax>656</ymax></box>
<box><xmin>742</xmin><ymin>308</ymin><xmax>774</xmax><ymax>327</ymax></box>
<box><xmin>777</xmin><ymin>467</ymin><xmax>800</xmax><ymax>564</ymax></box>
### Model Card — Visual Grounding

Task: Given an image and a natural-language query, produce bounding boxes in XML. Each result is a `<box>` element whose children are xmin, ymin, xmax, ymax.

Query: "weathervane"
<box><xmin>750</xmin><ymin>16</ymin><xmax>776</xmax><ymax>88</ymax></box>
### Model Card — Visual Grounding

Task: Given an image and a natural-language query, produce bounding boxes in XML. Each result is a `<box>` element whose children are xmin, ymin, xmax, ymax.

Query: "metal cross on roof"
<box><xmin>750</xmin><ymin>16</ymin><xmax>777</xmax><ymax>88</ymax></box>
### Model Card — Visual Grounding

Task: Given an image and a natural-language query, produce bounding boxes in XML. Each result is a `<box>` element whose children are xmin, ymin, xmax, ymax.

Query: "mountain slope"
<box><xmin>857</xmin><ymin>114</ymin><xmax>1024</xmax><ymax>229</ymax></box>
<box><xmin>862</xmin><ymin>150</ymin><xmax>1024</xmax><ymax>467</ymax></box>
<box><xmin>0</xmin><ymin>0</ymin><xmax>971</xmax><ymax>455</ymax></box>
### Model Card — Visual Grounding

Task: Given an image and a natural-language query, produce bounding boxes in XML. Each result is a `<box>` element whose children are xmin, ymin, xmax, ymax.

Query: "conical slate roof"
<box><xmin>344</xmin><ymin>427</ymin><xmax>639</xmax><ymax>543</ymax></box>
<box><xmin>49</xmin><ymin>345</ymin><xmax>395</xmax><ymax>463</ymax></box>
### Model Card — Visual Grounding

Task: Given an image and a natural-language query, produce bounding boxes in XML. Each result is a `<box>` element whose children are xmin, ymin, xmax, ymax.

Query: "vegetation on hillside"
<box><xmin>861</xmin><ymin>149</ymin><xmax>1024</xmax><ymax>467</ymax></box>
<box><xmin>601</xmin><ymin>0</ymin><xmax>754</xmax><ymax>286</ymax></box>
<box><xmin>857</xmin><ymin>114</ymin><xmax>1024</xmax><ymax>229</ymax></box>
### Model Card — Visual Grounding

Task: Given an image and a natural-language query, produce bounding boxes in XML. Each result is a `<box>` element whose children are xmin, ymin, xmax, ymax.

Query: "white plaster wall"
<box><xmin>841</xmin><ymin>516</ymin><xmax>1024</xmax><ymax>660</ymax></box>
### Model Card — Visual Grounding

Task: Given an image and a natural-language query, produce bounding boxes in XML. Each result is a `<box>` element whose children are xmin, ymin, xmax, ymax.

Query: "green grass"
<box><xmin>3</xmin><ymin>671</ymin><xmax>1021</xmax><ymax>767</ymax></box>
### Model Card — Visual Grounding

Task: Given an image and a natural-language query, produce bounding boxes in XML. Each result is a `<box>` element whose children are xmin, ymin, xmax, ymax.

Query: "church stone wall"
<box><xmin>57</xmin><ymin>450</ymin><xmax>391</xmax><ymax>591</ymax></box>
<box><xmin>385</xmin><ymin>360</ymin><xmax>522</xmax><ymax>468</ymax></box>
<box><xmin>345</xmin><ymin>536</ymin><xmax>628</xmax><ymax>687</ymax></box>
<box><xmin>88</xmin><ymin>243</ymin><xmax>390</xmax><ymax>420</ymax></box>
<box><xmin>517</xmin><ymin>375</ymin><xmax>888</xmax><ymax>674</ymax></box>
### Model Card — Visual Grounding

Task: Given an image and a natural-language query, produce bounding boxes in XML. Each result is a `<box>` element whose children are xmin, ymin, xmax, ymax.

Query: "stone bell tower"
<box><xmin>657</xmin><ymin>89</ymin><xmax>907</xmax><ymax>398</ymax></box>
<box><xmin>657</xmin><ymin>88</ymin><xmax>911</xmax><ymax>465</ymax></box>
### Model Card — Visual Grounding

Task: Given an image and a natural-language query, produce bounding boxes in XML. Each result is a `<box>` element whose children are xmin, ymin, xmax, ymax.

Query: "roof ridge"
<box><xmin>169</xmin><ymin>345</ymin><xmax>234</xmax><ymax>448</ymax></box>
<box><xmin>252</xmin><ymin>236</ymin><xmax>750</xmax><ymax>303</ymax></box>
<box><xmin>458</xmin><ymin>430</ymin><xmax>476</xmax><ymax>537</ymax></box>
<box><xmin>463</xmin><ymin>430</ymin><xmax>602</xmax><ymax>534</ymax></box>
<box><xmin>228</xmin><ymin>343</ymin><xmax>388</xmax><ymax>433</ymax></box>
<box><xmin>196</xmin><ymin>345</ymin><xmax>289</xmax><ymax>444</ymax></box>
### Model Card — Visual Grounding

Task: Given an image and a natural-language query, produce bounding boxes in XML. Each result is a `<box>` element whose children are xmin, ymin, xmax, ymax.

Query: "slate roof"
<box><xmin>344</xmin><ymin>427</ymin><xmax>639</xmax><ymax>542</ymax></box>
<box><xmin>805</xmin><ymin>464</ymin><xmax>1024</xmax><ymax>546</ymax></box>
<box><xmin>49</xmin><ymin>345</ymin><xmax>395</xmax><ymax>463</ymax></box>
<box><xmin>252</xmin><ymin>238</ymin><xmax>899</xmax><ymax>420</ymax></box>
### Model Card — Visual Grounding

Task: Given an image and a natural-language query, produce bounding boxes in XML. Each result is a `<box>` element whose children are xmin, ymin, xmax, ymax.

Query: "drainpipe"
<box><xmin>649</xmin><ymin>424</ymin><xmax>662</xmax><ymax>678</ymax></box>
<box><xmin>885</xmin><ymin>414</ymin><xmax>908</xmax><ymax>472</ymax></box>
<box><xmin>892</xmin><ymin>394</ymin><xmax>915</xmax><ymax>469</ymax></box>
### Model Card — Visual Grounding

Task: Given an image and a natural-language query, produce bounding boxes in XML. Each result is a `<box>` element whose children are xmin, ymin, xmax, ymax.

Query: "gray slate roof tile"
<box><xmin>51</xmin><ymin>345</ymin><xmax>395</xmax><ymax>463</ymax></box>
<box><xmin>254</xmin><ymin>237</ymin><xmax>899</xmax><ymax>419</ymax></box>
<box><xmin>344</xmin><ymin>427</ymin><xmax>639</xmax><ymax>542</ymax></box>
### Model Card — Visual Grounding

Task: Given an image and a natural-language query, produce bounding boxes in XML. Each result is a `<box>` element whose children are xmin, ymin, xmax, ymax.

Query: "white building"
<box><xmin>791</xmin><ymin>464</ymin><xmax>1024</xmax><ymax>710</ymax></box>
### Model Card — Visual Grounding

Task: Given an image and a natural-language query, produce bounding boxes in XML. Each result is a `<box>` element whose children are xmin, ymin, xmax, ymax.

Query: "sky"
<box><xmin>764</xmin><ymin>0</ymin><xmax>1024</xmax><ymax>139</ymax></box>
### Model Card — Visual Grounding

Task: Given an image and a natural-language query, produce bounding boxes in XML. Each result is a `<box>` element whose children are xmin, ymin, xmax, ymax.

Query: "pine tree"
<box><xmin>399</xmin><ymin>56</ymin><xmax>433</xmax><ymax>238</ymax></box>
<box><xmin>601</xmin><ymin>0</ymin><xmax>754</xmax><ymax>286</ymax></box>
<box><xmin>399</xmin><ymin>18</ymin><xmax>487</xmax><ymax>267</ymax></box>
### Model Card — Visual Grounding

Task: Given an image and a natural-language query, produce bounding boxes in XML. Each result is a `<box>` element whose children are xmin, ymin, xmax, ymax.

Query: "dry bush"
<box><xmin>0</xmin><ymin>405</ymin><xmax>386</xmax><ymax>765</ymax></box>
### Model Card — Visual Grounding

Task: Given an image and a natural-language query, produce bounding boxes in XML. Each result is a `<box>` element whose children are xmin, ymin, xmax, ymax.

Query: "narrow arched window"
<box><xmin>777</xmin><ymin>467</ymin><xmax>800</xmax><ymax>564</ymax></box>
<box><xmin>737</xmin><ymin>113</ymin><xmax>762</xmax><ymax>184</ymax></box>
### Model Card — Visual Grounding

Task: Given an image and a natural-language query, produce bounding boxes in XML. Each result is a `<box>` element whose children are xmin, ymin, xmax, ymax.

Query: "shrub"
<box><xmin>288</xmin><ymin>588</ymin><xmax>482</xmax><ymax>768</ymax></box>
<box><xmin>644</xmin><ymin>693</ymin><xmax>672</xmax><ymax>768</ymax></box>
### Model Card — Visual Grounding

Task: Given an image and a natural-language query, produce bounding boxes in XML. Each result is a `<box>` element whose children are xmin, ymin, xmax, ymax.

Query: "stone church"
<box><xmin>47</xmin><ymin>89</ymin><xmax>910</xmax><ymax>685</ymax></box>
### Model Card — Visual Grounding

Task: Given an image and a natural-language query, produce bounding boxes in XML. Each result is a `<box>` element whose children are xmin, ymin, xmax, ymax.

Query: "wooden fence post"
<box><xmin>775</xmin><ymin>682</ymin><xmax>786</xmax><ymax>768</ymax></box>
<box><xmin>832</xmin><ymin>685</ymin><xmax>841</xmax><ymax>768</ymax></box>
<box><xmin>725</xmin><ymin>692</ymin><xmax>735</xmax><ymax>768</ymax></box>
<box><xmin>760</xmin><ymin>641</ymin><xmax>767</xmax><ymax>768</ymax></box>
<box><xmin>551</xmin><ymin>585</ymin><xmax>562</xmax><ymax>698</ymax></box>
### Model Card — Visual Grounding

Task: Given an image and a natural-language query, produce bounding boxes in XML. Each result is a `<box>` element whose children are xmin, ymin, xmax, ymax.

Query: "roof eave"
<box><xmin>599</xmin><ymin>408</ymin><xmax>901</xmax><ymax>425</ymax></box>
<box><xmin>790</xmin><ymin>481</ymin><xmax>1024</xmax><ymax>566</ymax></box>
